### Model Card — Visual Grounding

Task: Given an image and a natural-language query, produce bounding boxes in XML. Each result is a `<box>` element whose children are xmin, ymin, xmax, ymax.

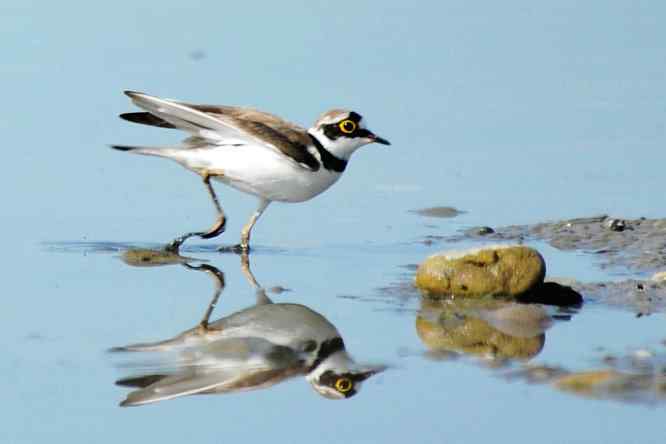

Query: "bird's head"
<box><xmin>306</xmin><ymin>347</ymin><xmax>386</xmax><ymax>399</ymax></box>
<box><xmin>308</xmin><ymin>110</ymin><xmax>390</xmax><ymax>160</ymax></box>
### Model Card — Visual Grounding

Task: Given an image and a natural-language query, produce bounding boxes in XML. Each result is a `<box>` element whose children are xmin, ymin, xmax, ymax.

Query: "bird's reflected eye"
<box><xmin>338</xmin><ymin>119</ymin><xmax>357</xmax><ymax>134</ymax></box>
<box><xmin>335</xmin><ymin>377</ymin><xmax>353</xmax><ymax>393</ymax></box>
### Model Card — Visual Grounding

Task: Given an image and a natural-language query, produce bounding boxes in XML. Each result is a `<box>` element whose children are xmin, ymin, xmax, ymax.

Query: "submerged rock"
<box><xmin>415</xmin><ymin>245</ymin><xmax>546</xmax><ymax>298</ymax></box>
<box><xmin>416</xmin><ymin>298</ymin><xmax>549</xmax><ymax>360</ymax></box>
<box><xmin>121</xmin><ymin>249</ymin><xmax>201</xmax><ymax>267</ymax></box>
<box><xmin>410</xmin><ymin>206</ymin><xmax>466</xmax><ymax>218</ymax></box>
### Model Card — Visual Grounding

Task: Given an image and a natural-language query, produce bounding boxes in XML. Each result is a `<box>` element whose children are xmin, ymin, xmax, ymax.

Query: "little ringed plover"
<box><xmin>112</xmin><ymin>91</ymin><xmax>389</xmax><ymax>252</ymax></box>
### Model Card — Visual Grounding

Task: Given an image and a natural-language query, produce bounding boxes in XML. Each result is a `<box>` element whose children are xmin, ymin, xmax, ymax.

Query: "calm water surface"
<box><xmin>4</xmin><ymin>1</ymin><xmax>666</xmax><ymax>443</ymax></box>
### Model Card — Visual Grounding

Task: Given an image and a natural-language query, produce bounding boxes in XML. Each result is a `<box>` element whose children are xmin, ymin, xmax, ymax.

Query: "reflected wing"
<box><xmin>120</xmin><ymin>91</ymin><xmax>319</xmax><ymax>170</ymax></box>
<box><xmin>115</xmin><ymin>337</ymin><xmax>305</xmax><ymax>406</ymax></box>
<box><xmin>118</xmin><ymin>365</ymin><xmax>304</xmax><ymax>407</ymax></box>
<box><xmin>119</xmin><ymin>369</ymin><xmax>243</xmax><ymax>406</ymax></box>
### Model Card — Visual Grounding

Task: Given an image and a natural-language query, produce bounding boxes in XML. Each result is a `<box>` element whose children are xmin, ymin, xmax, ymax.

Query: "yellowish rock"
<box><xmin>415</xmin><ymin>245</ymin><xmax>546</xmax><ymax>297</ymax></box>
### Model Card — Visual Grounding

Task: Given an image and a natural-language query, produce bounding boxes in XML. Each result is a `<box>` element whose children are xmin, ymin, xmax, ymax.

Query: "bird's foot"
<box><xmin>164</xmin><ymin>217</ymin><xmax>227</xmax><ymax>253</ymax></box>
<box><xmin>196</xmin><ymin>320</ymin><xmax>222</xmax><ymax>335</ymax></box>
<box><xmin>164</xmin><ymin>233</ymin><xmax>197</xmax><ymax>254</ymax></box>
<box><xmin>197</xmin><ymin>320</ymin><xmax>209</xmax><ymax>334</ymax></box>
<box><xmin>217</xmin><ymin>243</ymin><xmax>250</xmax><ymax>254</ymax></box>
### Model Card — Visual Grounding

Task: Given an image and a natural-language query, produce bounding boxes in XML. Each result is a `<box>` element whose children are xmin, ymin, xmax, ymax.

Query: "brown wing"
<box><xmin>190</xmin><ymin>104</ymin><xmax>320</xmax><ymax>170</ymax></box>
<box><xmin>119</xmin><ymin>96</ymin><xmax>320</xmax><ymax>170</ymax></box>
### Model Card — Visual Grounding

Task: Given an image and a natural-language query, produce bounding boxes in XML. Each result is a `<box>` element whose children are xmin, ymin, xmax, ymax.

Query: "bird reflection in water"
<box><xmin>112</xmin><ymin>251</ymin><xmax>385</xmax><ymax>406</ymax></box>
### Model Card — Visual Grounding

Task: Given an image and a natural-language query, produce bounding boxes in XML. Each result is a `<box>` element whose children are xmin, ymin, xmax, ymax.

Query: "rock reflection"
<box><xmin>120</xmin><ymin>248</ymin><xmax>203</xmax><ymax>267</ymax></box>
<box><xmin>506</xmin><ymin>357</ymin><xmax>666</xmax><ymax>405</ymax></box>
<box><xmin>112</xmin><ymin>251</ymin><xmax>385</xmax><ymax>406</ymax></box>
<box><xmin>416</xmin><ymin>297</ymin><xmax>556</xmax><ymax>361</ymax></box>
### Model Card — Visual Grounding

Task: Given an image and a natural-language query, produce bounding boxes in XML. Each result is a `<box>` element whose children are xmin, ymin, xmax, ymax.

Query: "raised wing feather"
<box><xmin>119</xmin><ymin>370</ymin><xmax>241</xmax><ymax>406</ymax></box>
<box><xmin>122</xmin><ymin>91</ymin><xmax>319</xmax><ymax>170</ymax></box>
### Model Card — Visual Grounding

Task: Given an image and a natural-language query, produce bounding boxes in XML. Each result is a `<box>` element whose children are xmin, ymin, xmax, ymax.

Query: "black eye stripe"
<box><xmin>322</xmin><ymin>123</ymin><xmax>343</xmax><ymax>140</ymax></box>
<box><xmin>356</xmin><ymin>128</ymin><xmax>372</xmax><ymax>138</ymax></box>
<box><xmin>318</xmin><ymin>371</ymin><xmax>359</xmax><ymax>398</ymax></box>
<box><xmin>321</xmin><ymin>112</ymin><xmax>364</xmax><ymax>140</ymax></box>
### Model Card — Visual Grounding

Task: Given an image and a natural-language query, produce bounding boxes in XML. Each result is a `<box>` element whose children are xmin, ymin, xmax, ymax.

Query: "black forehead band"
<box><xmin>348</xmin><ymin>111</ymin><xmax>363</xmax><ymax>123</ymax></box>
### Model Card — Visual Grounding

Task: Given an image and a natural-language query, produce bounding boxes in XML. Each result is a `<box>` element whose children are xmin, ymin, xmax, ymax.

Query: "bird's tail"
<box><xmin>108</xmin><ymin>336</ymin><xmax>185</xmax><ymax>352</ymax></box>
<box><xmin>110</xmin><ymin>144</ymin><xmax>182</xmax><ymax>159</ymax></box>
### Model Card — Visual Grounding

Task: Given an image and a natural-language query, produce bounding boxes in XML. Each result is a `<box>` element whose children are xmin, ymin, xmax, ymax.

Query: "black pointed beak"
<box><xmin>371</xmin><ymin>135</ymin><xmax>391</xmax><ymax>145</ymax></box>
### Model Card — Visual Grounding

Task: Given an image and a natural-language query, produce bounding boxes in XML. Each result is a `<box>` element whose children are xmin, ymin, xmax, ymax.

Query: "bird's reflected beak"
<box><xmin>368</xmin><ymin>132</ymin><xmax>391</xmax><ymax>145</ymax></box>
<box><xmin>355</xmin><ymin>364</ymin><xmax>388</xmax><ymax>381</ymax></box>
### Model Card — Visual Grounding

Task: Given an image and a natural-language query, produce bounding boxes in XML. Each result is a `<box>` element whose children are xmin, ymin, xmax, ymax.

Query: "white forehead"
<box><xmin>314</xmin><ymin>109</ymin><xmax>366</xmax><ymax>128</ymax></box>
<box><xmin>314</xmin><ymin>109</ymin><xmax>350</xmax><ymax>126</ymax></box>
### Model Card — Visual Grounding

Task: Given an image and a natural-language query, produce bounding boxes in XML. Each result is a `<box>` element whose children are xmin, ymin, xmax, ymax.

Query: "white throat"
<box><xmin>308</xmin><ymin>128</ymin><xmax>365</xmax><ymax>161</ymax></box>
<box><xmin>305</xmin><ymin>349</ymin><xmax>355</xmax><ymax>383</ymax></box>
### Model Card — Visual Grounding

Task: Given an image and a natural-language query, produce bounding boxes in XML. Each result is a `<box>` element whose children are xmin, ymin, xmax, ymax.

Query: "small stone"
<box><xmin>410</xmin><ymin>206</ymin><xmax>466</xmax><ymax>218</ymax></box>
<box><xmin>462</xmin><ymin>226</ymin><xmax>495</xmax><ymax>236</ymax></box>
<box><xmin>415</xmin><ymin>245</ymin><xmax>546</xmax><ymax>298</ymax></box>
<box><xmin>604</xmin><ymin>218</ymin><xmax>626</xmax><ymax>232</ymax></box>
<box><xmin>465</xmin><ymin>226</ymin><xmax>495</xmax><ymax>236</ymax></box>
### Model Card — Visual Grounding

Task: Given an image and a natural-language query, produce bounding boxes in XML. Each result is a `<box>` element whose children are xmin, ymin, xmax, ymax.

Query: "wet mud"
<box><xmin>447</xmin><ymin>215</ymin><xmax>666</xmax><ymax>273</ymax></box>
<box><xmin>423</xmin><ymin>215</ymin><xmax>666</xmax><ymax>313</ymax></box>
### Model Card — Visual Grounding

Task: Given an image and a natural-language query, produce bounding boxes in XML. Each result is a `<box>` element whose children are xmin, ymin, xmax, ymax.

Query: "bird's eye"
<box><xmin>335</xmin><ymin>377</ymin><xmax>353</xmax><ymax>393</ymax></box>
<box><xmin>338</xmin><ymin>120</ymin><xmax>356</xmax><ymax>134</ymax></box>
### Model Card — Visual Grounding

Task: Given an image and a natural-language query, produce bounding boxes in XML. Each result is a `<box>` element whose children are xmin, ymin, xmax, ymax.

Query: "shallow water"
<box><xmin>4</xmin><ymin>1</ymin><xmax>666</xmax><ymax>443</ymax></box>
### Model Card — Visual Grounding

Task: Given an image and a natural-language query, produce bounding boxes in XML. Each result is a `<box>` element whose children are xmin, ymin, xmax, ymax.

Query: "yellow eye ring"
<box><xmin>338</xmin><ymin>120</ymin><xmax>357</xmax><ymax>134</ymax></box>
<box><xmin>335</xmin><ymin>378</ymin><xmax>353</xmax><ymax>393</ymax></box>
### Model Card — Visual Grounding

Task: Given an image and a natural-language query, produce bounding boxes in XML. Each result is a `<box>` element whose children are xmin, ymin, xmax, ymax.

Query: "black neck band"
<box><xmin>308</xmin><ymin>134</ymin><xmax>348</xmax><ymax>173</ymax></box>
<box><xmin>307</xmin><ymin>336</ymin><xmax>345</xmax><ymax>373</ymax></box>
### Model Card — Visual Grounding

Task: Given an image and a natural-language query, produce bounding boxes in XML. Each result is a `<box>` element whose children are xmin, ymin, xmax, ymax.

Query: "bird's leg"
<box><xmin>165</xmin><ymin>173</ymin><xmax>227</xmax><ymax>253</ymax></box>
<box><xmin>183</xmin><ymin>263</ymin><xmax>225</xmax><ymax>332</ymax></box>
<box><xmin>240</xmin><ymin>252</ymin><xmax>273</xmax><ymax>306</ymax></box>
<box><xmin>198</xmin><ymin>174</ymin><xmax>227</xmax><ymax>239</ymax></box>
<box><xmin>234</xmin><ymin>200</ymin><xmax>270</xmax><ymax>253</ymax></box>
<box><xmin>240</xmin><ymin>252</ymin><xmax>259</xmax><ymax>289</ymax></box>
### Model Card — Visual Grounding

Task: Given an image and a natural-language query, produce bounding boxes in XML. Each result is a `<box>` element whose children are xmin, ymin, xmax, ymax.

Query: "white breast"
<box><xmin>178</xmin><ymin>144</ymin><xmax>342</xmax><ymax>202</ymax></box>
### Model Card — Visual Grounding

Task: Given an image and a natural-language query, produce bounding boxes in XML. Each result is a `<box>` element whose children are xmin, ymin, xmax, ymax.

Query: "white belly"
<box><xmin>177</xmin><ymin>145</ymin><xmax>342</xmax><ymax>202</ymax></box>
